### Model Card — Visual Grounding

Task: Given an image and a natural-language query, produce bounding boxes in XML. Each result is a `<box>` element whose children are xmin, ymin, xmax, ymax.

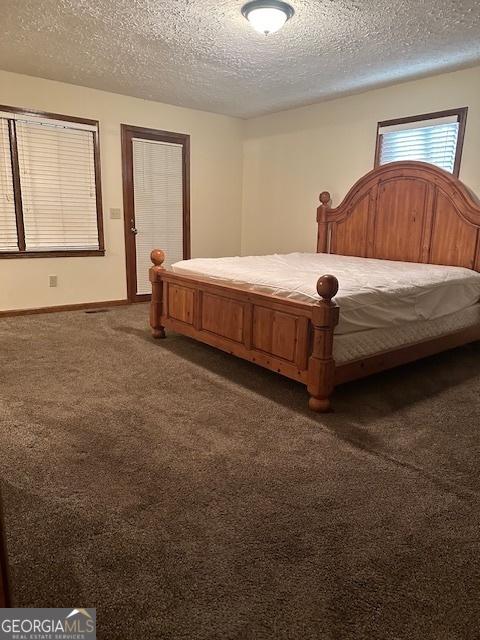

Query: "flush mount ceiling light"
<box><xmin>241</xmin><ymin>0</ymin><xmax>294</xmax><ymax>35</ymax></box>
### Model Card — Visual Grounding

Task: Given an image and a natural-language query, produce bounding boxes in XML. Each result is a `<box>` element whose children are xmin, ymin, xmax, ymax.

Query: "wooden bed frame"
<box><xmin>149</xmin><ymin>161</ymin><xmax>480</xmax><ymax>412</ymax></box>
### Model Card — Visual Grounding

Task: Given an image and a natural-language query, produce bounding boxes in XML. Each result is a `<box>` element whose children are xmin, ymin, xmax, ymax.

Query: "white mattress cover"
<box><xmin>172</xmin><ymin>253</ymin><xmax>480</xmax><ymax>335</ymax></box>
<box><xmin>334</xmin><ymin>304</ymin><xmax>480</xmax><ymax>364</ymax></box>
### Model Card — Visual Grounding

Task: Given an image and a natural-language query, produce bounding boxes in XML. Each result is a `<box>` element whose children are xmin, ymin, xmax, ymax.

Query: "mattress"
<box><xmin>334</xmin><ymin>303</ymin><xmax>480</xmax><ymax>364</ymax></box>
<box><xmin>172</xmin><ymin>253</ymin><xmax>480</xmax><ymax>335</ymax></box>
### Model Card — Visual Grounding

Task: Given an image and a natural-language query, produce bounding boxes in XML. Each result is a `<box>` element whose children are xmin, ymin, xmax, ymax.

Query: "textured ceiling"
<box><xmin>1</xmin><ymin>0</ymin><xmax>480</xmax><ymax>118</ymax></box>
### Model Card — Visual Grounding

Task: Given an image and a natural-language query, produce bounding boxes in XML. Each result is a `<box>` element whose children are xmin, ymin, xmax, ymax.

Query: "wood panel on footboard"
<box><xmin>149</xmin><ymin>161</ymin><xmax>480</xmax><ymax>412</ymax></box>
<box><xmin>150</xmin><ymin>249</ymin><xmax>340</xmax><ymax>412</ymax></box>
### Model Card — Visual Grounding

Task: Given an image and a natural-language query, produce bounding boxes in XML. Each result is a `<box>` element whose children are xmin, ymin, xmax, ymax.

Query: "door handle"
<box><xmin>130</xmin><ymin>227</ymin><xmax>138</xmax><ymax>235</ymax></box>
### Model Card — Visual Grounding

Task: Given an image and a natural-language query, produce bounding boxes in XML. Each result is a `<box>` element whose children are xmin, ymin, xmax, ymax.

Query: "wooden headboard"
<box><xmin>317</xmin><ymin>161</ymin><xmax>480</xmax><ymax>271</ymax></box>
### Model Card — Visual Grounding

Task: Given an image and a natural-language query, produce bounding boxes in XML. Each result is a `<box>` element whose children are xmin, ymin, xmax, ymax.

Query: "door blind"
<box><xmin>16</xmin><ymin>119</ymin><xmax>99</xmax><ymax>251</ymax></box>
<box><xmin>133</xmin><ymin>139</ymin><xmax>184</xmax><ymax>295</ymax></box>
<box><xmin>378</xmin><ymin>116</ymin><xmax>460</xmax><ymax>174</ymax></box>
<box><xmin>0</xmin><ymin>119</ymin><xmax>18</xmax><ymax>251</ymax></box>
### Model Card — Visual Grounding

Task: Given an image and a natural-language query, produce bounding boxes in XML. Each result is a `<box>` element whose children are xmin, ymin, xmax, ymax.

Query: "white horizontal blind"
<box><xmin>16</xmin><ymin>119</ymin><xmax>99</xmax><ymax>251</ymax></box>
<box><xmin>0</xmin><ymin>118</ymin><xmax>18</xmax><ymax>251</ymax></box>
<box><xmin>133</xmin><ymin>139</ymin><xmax>184</xmax><ymax>295</ymax></box>
<box><xmin>0</xmin><ymin>111</ymin><xmax>97</xmax><ymax>132</ymax></box>
<box><xmin>378</xmin><ymin>116</ymin><xmax>460</xmax><ymax>173</ymax></box>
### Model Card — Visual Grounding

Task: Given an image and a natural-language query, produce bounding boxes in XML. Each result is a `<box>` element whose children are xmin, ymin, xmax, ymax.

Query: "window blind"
<box><xmin>132</xmin><ymin>139</ymin><xmax>184</xmax><ymax>295</ymax></box>
<box><xmin>15</xmin><ymin>119</ymin><xmax>99</xmax><ymax>251</ymax></box>
<box><xmin>0</xmin><ymin>119</ymin><xmax>18</xmax><ymax>251</ymax></box>
<box><xmin>378</xmin><ymin>116</ymin><xmax>460</xmax><ymax>174</ymax></box>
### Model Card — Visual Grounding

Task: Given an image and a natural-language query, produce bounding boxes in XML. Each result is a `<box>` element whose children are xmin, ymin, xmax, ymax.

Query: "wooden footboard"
<box><xmin>149</xmin><ymin>250</ymin><xmax>339</xmax><ymax>411</ymax></box>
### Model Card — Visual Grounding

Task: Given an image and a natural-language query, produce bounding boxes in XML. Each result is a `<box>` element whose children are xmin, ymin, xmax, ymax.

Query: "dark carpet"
<box><xmin>0</xmin><ymin>303</ymin><xmax>479</xmax><ymax>639</ymax></box>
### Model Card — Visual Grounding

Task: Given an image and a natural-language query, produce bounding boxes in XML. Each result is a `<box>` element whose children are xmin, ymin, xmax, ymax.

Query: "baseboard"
<box><xmin>0</xmin><ymin>299</ymin><xmax>129</xmax><ymax>318</ymax></box>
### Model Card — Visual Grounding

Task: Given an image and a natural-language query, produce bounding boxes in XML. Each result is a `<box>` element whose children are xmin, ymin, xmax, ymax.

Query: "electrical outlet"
<box><xmin>49</xmin><ymin>275</ymin><xmax>58</xmax><ymax>288</ymax></box>
<box><xmin>110</xmin><ymin>208</ymin><xmax>122</xmax><ymax>219</ymax></box>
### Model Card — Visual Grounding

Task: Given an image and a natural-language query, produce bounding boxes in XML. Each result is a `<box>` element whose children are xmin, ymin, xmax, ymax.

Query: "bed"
<box><xmin>149</xmin><ymin>161</ymin><xmax>480</xmax><ymax>412</ymax></box>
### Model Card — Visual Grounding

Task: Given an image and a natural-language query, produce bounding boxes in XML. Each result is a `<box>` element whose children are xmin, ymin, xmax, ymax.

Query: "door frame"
<box><xmin>121</xmin><ymin>124</ymin><xmax>191</xmax><ymax>302</ymax></box>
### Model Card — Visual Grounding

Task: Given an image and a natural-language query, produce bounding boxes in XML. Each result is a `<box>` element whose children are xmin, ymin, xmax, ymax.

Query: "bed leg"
<box><xmin>149</xmin><ymin>249</ymin><xmax>167</xmax><ymax>339</ymax></box>
<box><xmin>307</xmin><ymin>274</ymin><xmax>339</xmax><ymax>413</ymax></box>
<box><xmin>308</xmin><ymin>395</ymin><xmax>332</xmax><ymax>413</ymax></box>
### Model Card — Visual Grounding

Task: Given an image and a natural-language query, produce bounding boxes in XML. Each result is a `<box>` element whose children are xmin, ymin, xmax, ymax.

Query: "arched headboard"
<box><xmin>317</xmin><ymin>161</ymin><xmax>480</xmax><ymax>271</ymax></box>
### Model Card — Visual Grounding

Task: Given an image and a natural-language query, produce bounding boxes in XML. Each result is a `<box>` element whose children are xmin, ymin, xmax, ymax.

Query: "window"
<box><xmin>0</xmin><ymin>106</ymin><xmax>104</xmax><ymax>257</ymax></box>
<box><xmin>375</xmin><ymin>108</ymin><xmax>468</xmax><ymax>176</ymax></box>
<box><xmin>132</xmin><ymin>138</ymin><xmax>185</xmax><ymax>293</ymax></box>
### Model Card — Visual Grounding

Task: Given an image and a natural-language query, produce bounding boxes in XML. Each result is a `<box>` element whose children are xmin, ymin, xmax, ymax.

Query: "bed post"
<box><xmin>316</xmin><ymin>191</ymin><xmax>331</xmax><ymax>253</ymax></box>
<box><xmin>149</xmin><ymin>249</ymin><xmax>166</xmax><ymax>339</ymax></box>
<box><xmin>307</xmin><ymin>274</ymin><xmax>339</xmax><ymax>412</ymax></box>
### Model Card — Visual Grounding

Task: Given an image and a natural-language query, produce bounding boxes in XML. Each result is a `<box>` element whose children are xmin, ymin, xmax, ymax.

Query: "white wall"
<box><xmin>241</xmin><ymin>66</ymin><xmax>480</xmax><ymax>255</ymax></box>
<box><xmin>0</xmin><ymin>70</ymin><xmax>244</xmax><ymax>311</ymax></box>
<box><xmin>2</xmin><ymin>65</ymin><xmax>480</xmax><ymax>312</ymax></box>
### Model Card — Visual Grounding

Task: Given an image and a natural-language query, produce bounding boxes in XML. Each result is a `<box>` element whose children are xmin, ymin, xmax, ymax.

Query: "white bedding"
<box><xmin>334</xmin><ymin>304</ymin><xmax>480</xmax><ymax>364</ymax></box>
<box><xmin>172</xmin><ymin>253</ymin><xmax>480</xmax><ymax>335</ymax></box>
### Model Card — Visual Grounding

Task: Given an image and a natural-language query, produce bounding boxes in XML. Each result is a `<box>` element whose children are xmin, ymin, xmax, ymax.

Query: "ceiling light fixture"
<box><xmin>241</xmin><ymin>0</ymin><xmax>294</xmax><ymax>35</ymax></box>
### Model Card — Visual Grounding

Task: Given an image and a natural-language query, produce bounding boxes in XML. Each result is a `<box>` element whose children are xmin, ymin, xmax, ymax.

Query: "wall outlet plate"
<box><xmin>110</xmin><ymin>208</ymin><xmax>122</xmax><ymax>219</ymax></box>
<box><xmin>49</xmin><ymin>275</ymin><xmax>58</xmax><ymax>288</ymax></box>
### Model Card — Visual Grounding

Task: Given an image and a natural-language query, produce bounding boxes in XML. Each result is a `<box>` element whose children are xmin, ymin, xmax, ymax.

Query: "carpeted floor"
<box><xmin>0</xmin><ymin>303</ymin><xmax>479</xmax><ymax>639</ymax></box>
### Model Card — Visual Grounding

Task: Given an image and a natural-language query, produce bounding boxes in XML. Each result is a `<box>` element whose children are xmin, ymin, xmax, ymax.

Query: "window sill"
<box><xmin>0</xmin><ymin>250</ymin><xmax>105</xmax><ymax>259</ymax></box>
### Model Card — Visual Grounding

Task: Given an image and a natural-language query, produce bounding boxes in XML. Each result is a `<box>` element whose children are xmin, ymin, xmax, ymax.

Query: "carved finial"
<box><xmin>317</xmin><ymin>274</ymin><xmax>339</xmax><ymax>301</ymax></box>
<box><xmin>150</xmin><ymin>249</ymin><xmax>166</xmax><ymax>267</ymax></box>
<box><xmin>319</xmin><ymin>191</ymin><xmax>331</xmax><ymax>206</ymax></box>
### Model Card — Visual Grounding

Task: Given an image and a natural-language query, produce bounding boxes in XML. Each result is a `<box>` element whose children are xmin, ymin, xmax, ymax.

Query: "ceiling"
<box><xmin>1</xmin><ymin>1</ymin><xmax>480</xmax><ymax>119</ymax></box>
